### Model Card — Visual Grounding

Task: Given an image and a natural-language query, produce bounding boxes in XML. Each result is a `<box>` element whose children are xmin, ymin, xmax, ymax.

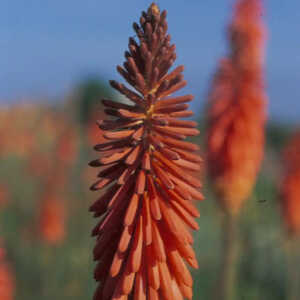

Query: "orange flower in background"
<box><xmin>90</xmin><ymin>3</ymin><xmax>203</xmax><ymax>299</ymax></box>
<box><xmin>281</xmin><ymin>131</ymin><xmax>300</xmax><ymax>235</ymax></box>
<box><xmin>0</xmin><ymin>185</ymin><xmax>9</xmax><ymax>209</ymax></box>
<box><xmin>55</xmin><ymin>128</ymin><xmax>79</xmax><ymax>166</ymax></box>
<box><xmin>0</xmin><ymin>245</ymin><xmax>15</xmax><ymax>300</ymax></box>
<box><xmin>27</xmin><ymin>152</ymin><xmax>53</xmax><ymax>178</ymax></box>
<box><xmin>39</xmin><ymin>192</ymin><xmax>66</xmax><ymax>244</ymax></box>
<box><xmin>0</xmin><ymin>105</ymin><xmax>35</xmax><ymax>158</ymax></box>
<box><xmin>207</xmin><ymin>0</ymin><xmax>267</xmax><ymax>215</ymax></box>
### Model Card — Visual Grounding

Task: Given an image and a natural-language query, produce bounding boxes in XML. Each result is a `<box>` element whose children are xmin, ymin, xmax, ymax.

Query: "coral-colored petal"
<box><xmin>152</xmin><ymin>222</ymin><xmax>166</xmax><ymax>262</ymax></box>
<box><xmin>124</xmin><ymin>194</ymin><xmax>139</xmax><ymax>226</ymax></box>
<box><xmin>128</xmin><ymin>215</ymin><xmax>144</xmax><ymax>273</ymax></box>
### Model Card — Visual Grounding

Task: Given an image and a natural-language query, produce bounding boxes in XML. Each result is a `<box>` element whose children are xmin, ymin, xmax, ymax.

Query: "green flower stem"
<box><xmin>215</xmin><ymin>213</ymin><xmax>239</xmax><ymax>300</ymax></box>
<box><xmin>286</xmin><ymin>236</ymin><xmax>300</xmax><ymax>300</ymax></box>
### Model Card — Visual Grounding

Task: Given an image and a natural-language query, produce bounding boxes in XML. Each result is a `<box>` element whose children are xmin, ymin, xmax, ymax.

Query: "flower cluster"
<box><xmin>207</xmin><ymin>0</ymin><xmax>267</xmax><ymax>215</ymax></box>
<box><xmin>0</xmin><ymin>245</ymin><xmax>14</xmax><ymax>300</ymax></box>
<box><xmin>39</xmin><ymin>192</ymin><xmax>66</xmax><ymax>244</ymax></box>
<box><xmin>281</xmin><ymin>131</ymin><xmax>300</xmax><ymax>235</ymax></box>
<box><xmin>90</xmin><ymin>3</ymin><xmax>203</xmax><ymax>299</ymax></box>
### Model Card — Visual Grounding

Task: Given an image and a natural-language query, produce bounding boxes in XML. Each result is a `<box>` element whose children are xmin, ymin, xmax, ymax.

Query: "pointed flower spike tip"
<box><xmin>281</xmin><ymin>131</ymin><xmax>300</xmax><ymax>236</ymax></box>
<box><xmin>89</xmin><ymin>3</ymin><xmax>203</xmax><ymax>300</ymax></box>
<box><xmin>206</xmin><ymin>0</ymin><xmax>267</xmax><ymax>216</ymax></box>
<box><xmin>148</xmin><ymin>3</ymin><xmax>160</xmax><ymax>16</ymax></box>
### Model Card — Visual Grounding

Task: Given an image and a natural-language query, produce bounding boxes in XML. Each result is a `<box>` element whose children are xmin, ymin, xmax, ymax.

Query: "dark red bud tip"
<box><xmin>90</xmin><ymin>180</ymin><xmax>101</xmax><ymax>191</ymax></box>
<box><xmin>109</xmin><ymin>80</ymin><xmax>118</xmax><ymax>88</ymax></box>
<box><xmin>89</xmin><ymin>159</ymin><xmax>102</xmax><ymax>167</ymax></box>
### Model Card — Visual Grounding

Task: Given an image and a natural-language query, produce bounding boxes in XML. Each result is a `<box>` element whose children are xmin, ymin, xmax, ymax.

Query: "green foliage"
<box><xmin>72</xmin><ymin>77</ymin><xmax>113</xmax><ymax>124</ymax></box>
<box><xmin>266</xmin><ymin>122</ymin><xmax>293</xmax><ymax>152</ymax></box>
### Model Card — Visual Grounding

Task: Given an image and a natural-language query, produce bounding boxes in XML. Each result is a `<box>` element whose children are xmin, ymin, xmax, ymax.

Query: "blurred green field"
<box><xmin>0</xmin><ymin>90</ymin><xmax>297</xmax><ymax>299</ymax></box>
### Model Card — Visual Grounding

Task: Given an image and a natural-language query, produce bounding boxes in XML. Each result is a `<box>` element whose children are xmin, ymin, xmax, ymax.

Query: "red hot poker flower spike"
<box><xmin>206</xmin><ymin>1</ymin><xmax>267</xmax><ymax>299</ymax></box>
<box><xmin>90</xmin><ymin>3</ymin><xmax>203</xmax><ymax>299</ymax></box>
<box><xmin>0</xmin><ymin>245</ymin><xmax>15</xmax><ymax>300</ymax></box>
<box><xmin>281</xmin><ymin>131</ymin><xmax>300</xmax><ymax>236</ymax></box>
<box><xmin>207</xmin><ymin>0</ymin><xmax>267</xmax><ymax>215</ymax></box>
<box><xmin>0</xmin><ymin>185</ymin><xmax>9</xmax><ymax>209</ymax></box>
<box><xmin>39</xmin><ymin>192</ymin><xmax>66</xmax><ymax>245</ymax></box>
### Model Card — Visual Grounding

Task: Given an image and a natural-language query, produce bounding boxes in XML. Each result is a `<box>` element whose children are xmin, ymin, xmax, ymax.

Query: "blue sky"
<box><xmin>0</xmin><ymin>0</ymin><xmax>299</xmax><ymax>122</ymax></box>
